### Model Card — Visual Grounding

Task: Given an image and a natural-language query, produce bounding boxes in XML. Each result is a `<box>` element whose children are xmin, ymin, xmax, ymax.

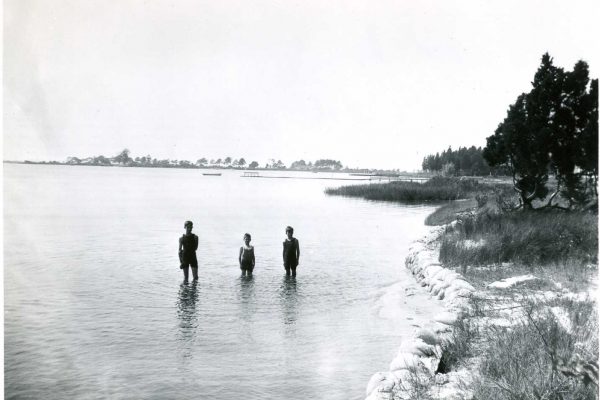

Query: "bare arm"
<box><xmin>296</xmin><ymin>240</ymin><xmax>300</xmax><ymax>263</ymax></box>
<box><xmin>239</xmin><ymin>247</ymin><xmax>243</xmax><ymax>265</ymax></box>
<box><xmin>178</xmin><ymin>236</ymin><xmax>183</xmax><ymax>252</ymax></box>
<box><xmin>252</xmin><ymin>248</ymin><xmax>255</xmax><ymax>267</ymax></box>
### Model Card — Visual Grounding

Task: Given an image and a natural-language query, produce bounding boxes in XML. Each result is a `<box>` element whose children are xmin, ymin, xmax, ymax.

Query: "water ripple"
<box><xmin>4</xmin><ymin>165</ymin><xmax>440</xmax><ymax>400</ymax></box>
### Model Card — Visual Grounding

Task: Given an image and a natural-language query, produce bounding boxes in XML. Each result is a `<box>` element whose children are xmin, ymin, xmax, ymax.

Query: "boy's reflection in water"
<box><xmin>237</xmin><ymin>275</ymin><xmax>256</xmax><ymax>323</ymax></box>
<box><xmin>176</xmin><ymin>281</ymin><xmax>199</xmax><ymax>362</ymax></box>
<box><xmin>280</xmin><ymin>276</ymin><xmax>299</xmax><ymax>336</ymax></box>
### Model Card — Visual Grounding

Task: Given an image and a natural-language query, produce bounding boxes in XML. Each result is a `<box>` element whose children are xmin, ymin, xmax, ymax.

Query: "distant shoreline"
<box><xmin>3</xmin><ymin>160</ymin><xmax>424</xmax><ymax>177</ymax></box>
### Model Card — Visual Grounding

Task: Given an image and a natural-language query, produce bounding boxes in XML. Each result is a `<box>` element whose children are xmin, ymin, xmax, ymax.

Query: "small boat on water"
<box><xmin>202</xmin><ymin>172</ymin><xmax>222</xmax><ymax>176</ymax></box>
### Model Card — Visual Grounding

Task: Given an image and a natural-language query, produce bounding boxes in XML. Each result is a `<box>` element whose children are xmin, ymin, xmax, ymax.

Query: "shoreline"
<box><xmin>366</xmin><ymin>225</ymin><xmax>476</xmax><ymax>399</ymax></box>
<box><xmin>365</xmin><ymin>220</ymin><xmax>598</xmax><ymax>400</ymax></box>
<box><xmin>2</xmin><ymin>160</ymin><xmax>426</xmax><ymax>177</ymax></box>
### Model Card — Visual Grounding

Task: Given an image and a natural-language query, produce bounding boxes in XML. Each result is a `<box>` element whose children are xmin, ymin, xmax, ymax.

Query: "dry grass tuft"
<box><xmin>473</xmin><ymin>299</ymin><xmax>598</xmax><ymax>400</ymax></box>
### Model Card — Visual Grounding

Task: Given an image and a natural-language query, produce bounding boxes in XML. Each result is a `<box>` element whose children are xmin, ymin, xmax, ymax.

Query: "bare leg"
<box><xmin>183</xmin><ymin>265</ymin><xmax>189</xmax><ymax>283</ymax></box>
<box><xmin>191</xmin><ymin>267</ymin><xmax>198</xmax><ymax>281</ymax></box>
<box><xmin>291</xmin><ymin>265</ymin><xmax>297</xmax><ymax>277</ymax></box>
<box><xmin>285</xmin><ymin>266</ymin><xmax>291</xmax><ymax>276</ymax></box>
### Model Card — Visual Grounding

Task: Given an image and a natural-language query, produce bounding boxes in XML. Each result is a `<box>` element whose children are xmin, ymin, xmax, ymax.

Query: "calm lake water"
<box><xmin>4</xmin><ymin>164</ymin><xmax>443</xmax><ymax>400</ymax></box>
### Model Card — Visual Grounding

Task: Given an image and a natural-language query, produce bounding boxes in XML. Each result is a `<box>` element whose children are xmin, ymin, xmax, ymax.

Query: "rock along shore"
<box><xmin>365</xmin><ymin>225</ymin><xmax>475</xmax><ymax>400</ymax></box>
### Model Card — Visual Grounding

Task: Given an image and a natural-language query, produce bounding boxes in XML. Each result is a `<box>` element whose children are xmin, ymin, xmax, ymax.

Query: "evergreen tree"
<box><xmin>484</xmin><ymin>53</ymin><xmax>598</xmax><ymax>209</ymax></box>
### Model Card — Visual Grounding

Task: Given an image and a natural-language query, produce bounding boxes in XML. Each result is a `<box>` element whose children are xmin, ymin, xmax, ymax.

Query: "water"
<box><xmin>4</xmin><ymin>164</ymin><xmax>444</xmax><ymax>400</ymax></box>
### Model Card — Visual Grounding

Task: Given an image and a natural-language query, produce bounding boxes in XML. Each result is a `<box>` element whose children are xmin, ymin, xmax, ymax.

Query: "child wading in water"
<box><xmin>238</xmin><ymin>233</ymin><xmax>255</xmax><ymax>276</ymax></box>
<box><xmin>179</xmin><ymin>220</ymin><xmax>199</xmax><ymax>282</ymax></box>
<box><xmin>283</xmin><ymin>226</ymin><xmax>300</xmax><ymax>277</ymax></box>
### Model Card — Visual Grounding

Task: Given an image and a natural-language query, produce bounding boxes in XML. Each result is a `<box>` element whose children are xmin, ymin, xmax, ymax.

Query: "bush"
<box><xmin>473</xmin><ymin>300</ymin><xmax>598</xmax><ymax>400</ymax></box>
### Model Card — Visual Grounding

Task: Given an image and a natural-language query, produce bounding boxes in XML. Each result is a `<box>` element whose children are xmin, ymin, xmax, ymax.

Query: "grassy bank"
<box><xmin>325</xmin><ymin>177</ymin><xmax>493</xmax><ymax>202</ymax></box>
<box><xmin>439</xmin><ymin>210</ymin><xmax>597</xmax><ymax>268</ymax></box>
<box><xmin>428</xmin><ymin>193</ymin><xmax>598</xmax><ymax>400</ymax></box>
<box><xmin>424</xmin><ymin>199</ymin><xmax>478</xmax><ymax>226</ymax></box>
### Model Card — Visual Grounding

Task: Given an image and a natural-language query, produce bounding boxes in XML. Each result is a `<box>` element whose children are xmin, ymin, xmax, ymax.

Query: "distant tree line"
<box><xmin>64</xmin><ymin>149</ymin><xmax>349</xmax><ymax>172</ymax></box>
<box><xmin>483</xmin><ymin>53</ymin><xmax>598</xmax><ymax>210</ymax></box>
<box><xmin>421</xmin><ymin>146</ymin><xmax>494</xmax><ymax>176</ymax></box>
<box><xmin>289</xmin><ymin>159</ymin><xmax>343</xmax><ymax>171</ymax></box>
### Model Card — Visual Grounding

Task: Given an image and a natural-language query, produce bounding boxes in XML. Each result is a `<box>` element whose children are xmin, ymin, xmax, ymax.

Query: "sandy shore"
<box><xmin>365</xmin><ymin>225</ymin><xmax>476</xmax><ymax>399</ymax></box>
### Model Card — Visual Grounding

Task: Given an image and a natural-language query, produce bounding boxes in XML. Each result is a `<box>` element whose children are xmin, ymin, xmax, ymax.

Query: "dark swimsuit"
<box><xmin>283</xmin><ymin>238</ymin><xmax>299</xmax><ymax>268</ymax></box>
<box><xmin>180</xmin><ymin>234</ymin><xmax>198</xmax><ymax>269</ymax></box>
<box><xmin>240</xmin><ymin>247</ymin><xmax>254</xmax><ymax>271</ymax></box>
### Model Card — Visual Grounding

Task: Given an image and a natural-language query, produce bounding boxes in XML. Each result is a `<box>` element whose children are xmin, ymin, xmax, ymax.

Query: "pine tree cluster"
<box><xmin>483</xmin><ymin>53</ymin><xmax>598</xmax><ymax>210</ymax></box>
<box><xmin>421</xmin><ymin>146</ymin><xmax>492</xmax><ymax>176</ymax></box>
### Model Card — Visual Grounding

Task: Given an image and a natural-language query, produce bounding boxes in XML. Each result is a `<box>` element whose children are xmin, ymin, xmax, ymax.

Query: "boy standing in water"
<box><xmin>238</xmin><ymin>233</ymin><xmax>255</xmax><ymax>276</ymax></box>
<box><xmin>179</xmin><ymin>220</ymin><xmax>199</xmax><ymax>282</ymax></box>
<box><xmin>283</xmin><ymin>226</ymin><xmax>300</xmax><ymax>277</ymax></box>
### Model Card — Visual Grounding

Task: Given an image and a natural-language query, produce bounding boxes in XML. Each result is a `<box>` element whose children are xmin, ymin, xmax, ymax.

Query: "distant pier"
<box><xmin>241</xmin><ymin>171</ymin><xmax>429</xmax><ymax>182</ymax></box>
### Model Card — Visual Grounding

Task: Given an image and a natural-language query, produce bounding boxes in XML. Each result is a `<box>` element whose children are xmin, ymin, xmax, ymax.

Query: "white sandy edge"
<box><xmin>365</xmin><ymin>226</ymin><xmax>476</xmax><ymax>400</ymax></box>
<box><xmin>487</xmin><ymin>274</ymin><xmax>537</xmax><ymax>288</ymax></box>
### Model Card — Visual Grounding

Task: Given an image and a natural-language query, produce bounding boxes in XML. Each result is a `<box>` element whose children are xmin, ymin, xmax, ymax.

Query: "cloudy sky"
<box><xmin>4</xmin><ymin>0</ymin><xmax>599</xmax><ymax>170</ymax></box>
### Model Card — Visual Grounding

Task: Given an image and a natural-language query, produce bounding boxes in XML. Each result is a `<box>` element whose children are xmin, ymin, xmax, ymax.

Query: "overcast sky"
<box><xmin>4</xmin><ymin>0</ymin><xmax>599</xmax><ymax>170</ymax></box>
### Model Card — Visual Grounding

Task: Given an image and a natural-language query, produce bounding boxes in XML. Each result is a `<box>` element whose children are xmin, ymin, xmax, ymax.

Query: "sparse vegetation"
<box><xmin>436</xmin><ymin>289</ymin><xmax>598</xmax><ymax>400</ymax></box>
<box><xmin>473</xmin><ymin>299</ymin><xmax>598</xmax><ymax>400</ymax></box>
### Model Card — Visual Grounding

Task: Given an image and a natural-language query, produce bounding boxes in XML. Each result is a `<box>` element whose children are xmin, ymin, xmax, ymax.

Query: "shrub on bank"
<box><xmin>473</xmin><ymin>298</ymin><xmax>598</xmax><ymax>400</ymax></box>
<box><xmin>325</xmin><ymin>177</ymin><xmax>491</xmax><ymax>203</ymax></box>
<box><xmin>439</xmin><ymin>210</ymin><xmax>598</xmax><ymax>267</ymax></box>
<box><xmin>436</xmin><ymin>294</ymin><xmax>598</xmax><ymax>400</ymax></box>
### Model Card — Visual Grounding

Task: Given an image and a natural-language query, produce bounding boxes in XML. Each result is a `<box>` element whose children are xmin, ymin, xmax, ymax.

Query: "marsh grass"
<box><xmin>325</xmin><ymin>177</ymin><xmax>493</xmax><ymax>203</ymax></box>
<box><xmin>439</xmin><ymin>210</ymin><xmax>598</xmax><ymax>268</ymax></box>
